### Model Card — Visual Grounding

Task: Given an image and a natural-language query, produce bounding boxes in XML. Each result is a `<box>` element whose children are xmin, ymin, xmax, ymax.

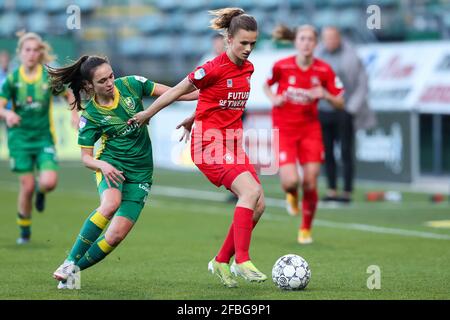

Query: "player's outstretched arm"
<box><xmin>129</xmin><ymin>78</ymin><xmax>196</xmax><ymax>127</ymax></box>
<box><xmin>152</xmin><ymin>83</ymin><xmax>199</xmax><ymax>101</ymax></box>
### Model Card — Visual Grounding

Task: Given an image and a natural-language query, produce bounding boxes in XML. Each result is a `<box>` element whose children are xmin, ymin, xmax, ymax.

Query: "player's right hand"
<box><xmin>99</xmin><ymin>161</ymin><xmax>125</xmax><ymax>188</ymax></box>
<box><xmin>5</xmin><ymin>111</ymin><xmax>21</xmax><ymax>127</ymax></box>
<box><xmin>128</xmin><ymin>111</ymin><xmax>150</xmax><ymax>127</ymax></box>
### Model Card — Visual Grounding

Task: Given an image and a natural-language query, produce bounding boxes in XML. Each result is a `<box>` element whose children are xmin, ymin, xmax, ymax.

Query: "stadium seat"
<box><xmin>44</xmin><ymin>0</ymin><xmax>69</xmax><ymax>14</ymax></box>
<box><xmin>184</xmin><ymin>12</ymin><xmax>211</xmax><ymax>35</ymax></box>
<box><xmin>50</xmin><ymin>13</ymin><xmax>71</xmax><ymax>35</ymax></box>
<box><xmin>329</xmin><ymin>0</ymin><xmax>362</xmax><ymax>8</ymax></box>
<box><xmin>137</xmin><ymin>14</ymin><xmax>165</xmax><ymax>34</ymax></box>
<box><xmin>287</xmin><ymin>0</ymin><xmax>308</xmax><ymax>10</ymax></box>
<box><xmin>256</xmin><ymin>0</ymin><xmax>279</xmax><ymax>10</ymax></box>
<box><xmin>70</xmin><ymin>0</ymin><xmax>98</xmax><ymax>13</ymax></box>
<box><xmin>237</xmin><ymin>0</ymin><xmax>259</xmax><ymax>11</ymax></box>
<box><xmin>209</xmin><ymin>0</ymin><xmax>232</xmax><ymax>10</ymax></box>
<box><xmin>166</xmin><ymin>11</ymin><xmax>185</xmax><ymax>33</ymax></box>
<box><xmin>141</xmin><ymin>36</ymin><xmax>173</xmax><ymax>58</ymax></box>
<box><xmin>26</xmin><ymin>12</ymin><xmax>50</xmax><ymax>35</ymax></box>
<box><xmin>179</xmin><ymin>0</ymin><xmax>207</xmax><ymax>12</ymax></box>
<box><xmin>155</xmin><ymin>0</ymin><xmax>179</xmax><ymax>12</ymax></box>
<box><xmin>15</xmin><ymin>0</ymin><xmax>37</xmax><ymax>13</ymax></box>
<box><xmin>313</xmin><ymin>9</ymin><xmax>337</xmax><ymax>29</ymax></box>
<box><xmin>118</xmin><ymin>36</ymin><xmax>145</xmax><ymax>58</ymax></box>
<box><xmin>0</xmin><ymin>12</ymin><xmax>22</xmax><ymax>37</ymax></box>
<box><xmin>364</xmin><ymin>0</ymin><xmax>400</xmax><ymax>8</ymax></box>
<box><xmin>338</xmin><ymin>8</ymin><xmax>364</xmax><ymax>30</ymax></box>
<box><xmin>178</xmin><ymin>35</ymin><xmax>210</xmax><ymax>58</ymax></box>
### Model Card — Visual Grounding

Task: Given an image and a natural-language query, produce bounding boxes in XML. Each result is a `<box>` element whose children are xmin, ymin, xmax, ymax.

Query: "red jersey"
<box><xmin>188</xmin><ymin>52</ymin><xmax>253</xmax><ymax>139</ymax></box>
<box><xmin>266</xmin><ymin>56</ymin><xmax>344</xmax><ymax>130</ymax></box>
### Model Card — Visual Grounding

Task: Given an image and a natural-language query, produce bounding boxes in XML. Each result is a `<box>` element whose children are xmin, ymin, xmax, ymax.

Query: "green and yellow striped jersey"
<box><xmin>78</xmin><ymin>75</ymin><xmax>155</xmax><ymax>183</ymax></box>
<box><xmin>0</xmin><ymin>64</ymin><xmax>58</xmax><ymax>153</ymax></box>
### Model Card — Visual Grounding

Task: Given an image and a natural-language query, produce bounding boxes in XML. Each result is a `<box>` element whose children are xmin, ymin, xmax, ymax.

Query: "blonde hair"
<box><xmin>272</xmin><ymin>24</ymin><xmax>318</xmax><ymax>42</ymax></box>
<box><xmin>209</xmin><ymin>7</ymin><xmax>257</xmax><ymax>37</ymax></box>
<box><xmin>16</xmin><ymin>31</ymin><xmax>56</xmax><ymax>64</ymax></box>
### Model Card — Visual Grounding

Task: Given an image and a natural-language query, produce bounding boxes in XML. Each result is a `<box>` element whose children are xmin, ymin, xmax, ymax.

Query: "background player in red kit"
<box><xmin>130</xmin><ymin>8</ymin><xmax>266</xmax><ymax>288</ymax></box>
<box><xmin>263</xmin><ymin>25</ymin><xmax>344</xmax><ymax>244</ymax></box>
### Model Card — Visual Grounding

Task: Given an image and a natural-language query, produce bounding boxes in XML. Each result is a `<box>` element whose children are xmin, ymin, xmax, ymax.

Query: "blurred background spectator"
<box><xmin>317</xmin><ymin>26</ymin><xmax>375</xmax><ymax>203</ymax></box>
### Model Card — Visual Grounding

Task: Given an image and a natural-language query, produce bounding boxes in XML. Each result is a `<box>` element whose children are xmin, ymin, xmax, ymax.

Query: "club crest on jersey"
<box><xmin>79</xmin><ymin>116</ymin><xmax>87</xmax><ymax>129</ymax></box>
<box><xmin>227</xmin><ymin>79</ymin><xmax>233</xmax><ymax>88</ymax></box>
<box><xmin>124</xmin><ymin>97</ymin><xmax>135</xmax><ymax>111</ymax></box>
<box><xmin>288</xmin><ymin>76</ymin><xmax>296</xmax><ymax>85</ymax></box>
<box><xmin>42</xmin><ymin>83</ymin><xmax>49</xmax><ymax>91</ymax></box>
<box><xmin>224</xmin><ymin>153</ymin><xmax>234</xmax><ymax>164</ymax></box>
<box><xmin>194</xmin><ymin>68</ymin><xmax>206</xmax><ymax>80</ymax></box>
<box><xmin>311</xmin><ymin>76</ymin><xmax>320</xmax><ymax>86</ymax></box>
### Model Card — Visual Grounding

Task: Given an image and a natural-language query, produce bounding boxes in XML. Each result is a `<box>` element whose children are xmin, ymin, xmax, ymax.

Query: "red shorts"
<box><xmin>275</xmin><ymin>121</ymin><xmax>324</xmax><ymax>166</ymax></box>
<box><xmin>191</xmin><ymin>138</ymin><xmax>260</xmax><ymax>190</ymax></box>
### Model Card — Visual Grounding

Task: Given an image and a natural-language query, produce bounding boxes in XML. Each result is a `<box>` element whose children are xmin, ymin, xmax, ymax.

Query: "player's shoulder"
<box><xmin>312</xmin><ymin>58</ymin><xmax>334</xmax><ymax>73</ymax></box>
<box><xmin>115</xmin><ymin>76</ymin><xmax>145</xmax><ymax>96</ymax></box>
<box><xmin>81</xmin><ymin>101</ymin><xmax>96</xmax><ymax>120</ymax></box>
<box><xmin>243</xmin><ymin>59</ymin><xmax>254</xmax><ymax>71</ymax></box>
<box><xmin>117</xmin><ymin>75</ymin><xmax>150</xmax><ymax>85</ymax></box>
<box><xmin>273</xmin><ymin>55</ymin><xmax>296</xmax><ymax>69</ymax></box>
<box><xmin>200</xmin><ymin>53</ymin><xmax>224</xmax><ymax>72</ymax></box>
<box><xmin>7</xmin><ymin>67</ymin><xmax>20</xmax><ymax>83</ymax></box>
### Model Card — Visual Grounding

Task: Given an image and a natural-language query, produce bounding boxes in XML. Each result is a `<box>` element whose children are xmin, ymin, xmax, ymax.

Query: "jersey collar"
<box><xmin>93</xmin><ymin>86</ymin><xmax>120</xmax><ymax>110</ymax></box>
<box><xmin>19</xmin><ymin>64</ymin><xmax>43</xmax><ymax>84</ymax></box>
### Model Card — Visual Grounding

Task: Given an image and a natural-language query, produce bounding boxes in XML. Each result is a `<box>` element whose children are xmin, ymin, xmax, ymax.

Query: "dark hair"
<box><xmin>46</xmin><ymin>55</ymin><xmax>109</xmax><ymax>111</ymax></box>
<box><xmin>209</xmin><ymin>7</ymin><xmax>257</xmax><ymax>37</ymax></box>
<box><xmin>272</xmin><ymin>24</ymin><xmax>318</xmax><ymax>42</ymax></box>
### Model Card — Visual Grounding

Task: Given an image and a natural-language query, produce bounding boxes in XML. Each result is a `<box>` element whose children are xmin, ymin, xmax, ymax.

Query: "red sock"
<box><xmin>301</xmin><ymin>189</ymin><xmax>318</xmax><ymax>230</ymax></box>
<box><xmin>216</xmin><ymin>219</ymin><xmax>259</xmax><ymax>263</ymax></box>
<box><xmin>216</xmin><ymin>223</ymin><xmax>235</xmax><ymax>263</ymax></box>
<box><xmin>233</xmin><ymin>207</ymin><xmax>254</xmax><ymax>263</ymax></box>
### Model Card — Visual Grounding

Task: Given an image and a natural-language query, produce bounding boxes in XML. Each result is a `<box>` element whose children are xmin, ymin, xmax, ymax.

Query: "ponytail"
<box><xmin>46</xmin><ymin>55</ymin><xmax>109</xmax><ymax>111</ymax></box>
<box><xmin>272</xmin><ymin>24</ymin><xmax>318</xmax><ymax>43</ymax></box>
<box><xmin>272</xmin><ymin>25</ymin><xmax>296</xmax><ymax>42</ymax></box>
<box><xmin>209</xmin><ymin>7</ymin><xmax>257</xmax><ymax>37</ymax></box>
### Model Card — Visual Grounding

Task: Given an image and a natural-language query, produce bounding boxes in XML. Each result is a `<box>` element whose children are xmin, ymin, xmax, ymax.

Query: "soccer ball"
<box><xmin>272</xmin><ymin>254</ymin><xmax>311</xmax><ymax>290</ymax></box>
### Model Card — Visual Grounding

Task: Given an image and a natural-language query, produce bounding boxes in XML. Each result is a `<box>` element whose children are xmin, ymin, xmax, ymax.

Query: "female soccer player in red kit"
<box><xmin>130</xmin><ymin>8</ymin><xmax>266</xmax><ymax>288</ymax></box>
<box><xmin>263</xmin><ymin>25</ymin><xmax>344</xmax><ymax>244</ymax></box>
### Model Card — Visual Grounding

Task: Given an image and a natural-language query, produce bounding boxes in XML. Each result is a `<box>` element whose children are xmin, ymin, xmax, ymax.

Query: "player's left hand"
<box><xmin>176</xmin><ymin>116</ymin><xmax>194</xmax><ymax>143</ymax></box>
<box><xmin>307</xmin><ymin>86</ymin><xmax>327</xmax><ymax>100</ymax></box>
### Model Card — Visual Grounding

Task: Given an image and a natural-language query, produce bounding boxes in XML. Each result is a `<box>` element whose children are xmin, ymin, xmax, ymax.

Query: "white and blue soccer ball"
<box><xmin>272</xmin><ymin>254</ymin><xmax>311</xmax><ymax>290</ymax></box>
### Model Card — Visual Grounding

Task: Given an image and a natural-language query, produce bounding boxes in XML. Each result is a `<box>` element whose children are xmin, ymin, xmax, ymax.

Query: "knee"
<box><xmin>240</xmin><ymin>185</ymin><xmax>262</xmax><ymax>204</ymax></box>
<box><xmin>20</xmin><ymin>178</ymin><xmax>35</xmax><ymax>195</ymax></box>
<box><xmin>99</xmin><ymin>199</ymin><xmax>121</xmax><ymax>219</ymax></box>
<box><xmin>281</xmin><ymin>178</ymin><xmax>299</xmax><ymax>193</ymax></box>
<box><xmin>302</xmin><ymin>177</ymin><xmax>317</xmax><ymax>191</ymax></box>
<box><xmin>39</xmin><ymin>179</ymin><xmax>58</xmax><ymax>192</ymax></box>
<box><xmin>105</xmin><ymin>230</ymin><xmax>125</xmax><ymax>247</ymax></box>
<box><xmin>254</xmin><ymin>198</ymin><xmax>266</xmax><ymax>220</ymax></box>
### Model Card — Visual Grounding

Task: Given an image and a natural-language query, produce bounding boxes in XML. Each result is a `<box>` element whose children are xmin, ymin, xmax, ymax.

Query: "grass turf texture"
<box><xmin>0</xmin><ymin>161</ymin><xmax>449</xmax><ymax>299</ymax></box>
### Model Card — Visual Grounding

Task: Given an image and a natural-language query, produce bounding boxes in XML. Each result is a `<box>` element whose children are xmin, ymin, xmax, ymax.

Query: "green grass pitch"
<box><xmin>0</xmin><ymin>161</ymin><xmax>449</xmax><ymax>299</ymax></box>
